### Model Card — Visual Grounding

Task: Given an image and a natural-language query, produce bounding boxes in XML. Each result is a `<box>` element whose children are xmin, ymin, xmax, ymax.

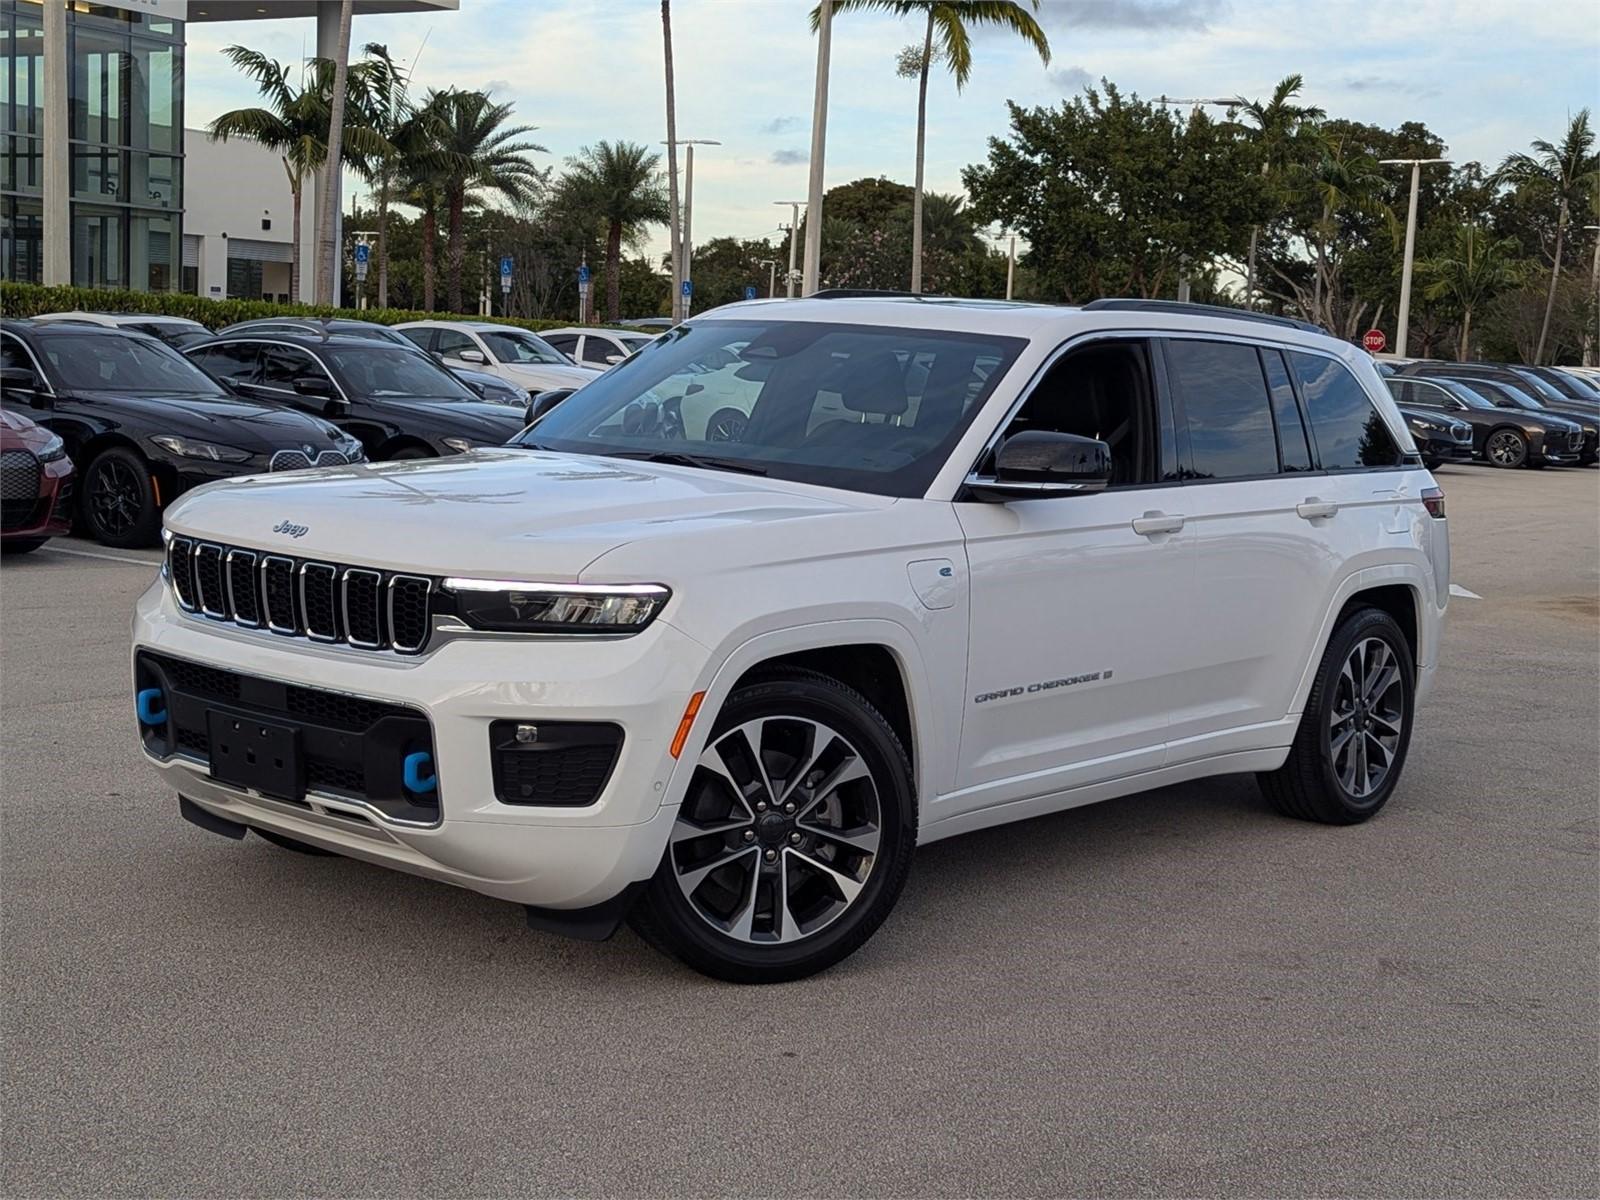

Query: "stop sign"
<box><xmin>1362</xmin><ymin>328</ymin><xmax>1387</xmax><ymax>354</ymax></box>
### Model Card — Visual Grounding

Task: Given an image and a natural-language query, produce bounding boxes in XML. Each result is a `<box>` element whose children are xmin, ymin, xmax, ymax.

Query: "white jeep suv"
<box><xmin>133</xmin><ymin>297</ymin><xmax>1448</xmax><ymax>983</ymax></box>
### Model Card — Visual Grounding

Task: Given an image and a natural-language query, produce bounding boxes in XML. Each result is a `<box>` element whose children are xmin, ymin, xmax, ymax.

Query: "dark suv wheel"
<box><xmin>1258</xmin><ymin>607</ymin><xmax>1415</xmax><ymax>824</ymax></box>
<box><xmin>81</xmin><ymin>446</ymin><xmax>161</xmax><ymax>548</ymax></box>
<box><xmin>631</xmin><ymin>670</ymin><xmax>916</xmax><ymax>983</ymax></box>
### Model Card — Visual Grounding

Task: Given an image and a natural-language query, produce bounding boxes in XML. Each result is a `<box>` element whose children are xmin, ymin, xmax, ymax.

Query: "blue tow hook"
<box><xmin>402</xmin><ymin>751</ymin><xmax>437</xmax><ymax>794</ymax></box>
<box><xmin>136</xmin><ymin>687</ymin><xmax>167</xmax><ymax>726</ymax></box>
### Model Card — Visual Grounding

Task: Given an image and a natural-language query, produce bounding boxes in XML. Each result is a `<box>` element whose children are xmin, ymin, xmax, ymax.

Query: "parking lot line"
<box><xmin>34</xmin><ymin>544</ymin><xmax>161</xmax><ymax>568</ymax></box>
<box><xmin>1449</xmin><ymin>583</ymin><xmax>1483</xmax><ymax>599</ymax></box>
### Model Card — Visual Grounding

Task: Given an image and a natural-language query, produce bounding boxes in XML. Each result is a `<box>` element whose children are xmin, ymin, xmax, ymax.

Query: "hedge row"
<box><xmin>0</xmin><ymin>281</ymin><xmax>586</xmax><ymax>334</ymax></box>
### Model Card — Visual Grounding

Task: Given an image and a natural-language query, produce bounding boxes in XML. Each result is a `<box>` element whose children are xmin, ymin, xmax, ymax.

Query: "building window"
<box><xmin>227</xmin><ymin>256</ymin><xmax>264</xmax><ymax>299</ymax></box>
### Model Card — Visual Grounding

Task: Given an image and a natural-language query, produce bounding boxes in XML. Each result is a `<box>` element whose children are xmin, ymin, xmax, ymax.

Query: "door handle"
<box><xmin>1132</xmin><ymin>511</ymin><xmax>1185</xmax><ymax>536</ymax></box>
<box><xmin>1296</xmin><ymin>498</ymin><xmax>1339</xmax><ymax>520</ymax></box>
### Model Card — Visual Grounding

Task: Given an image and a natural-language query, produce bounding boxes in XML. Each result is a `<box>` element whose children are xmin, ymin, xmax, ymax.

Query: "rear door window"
<box><xmin>1166</xmin><ymin>339</ymin><xmax>1280</xmax><ymax>480</ymax></box>
<box><xmin>188</xmin><ymin>341</ymin><xmax>259</xmax><ymax>385</ymax></box>
<box><xmin>258</xmin><ymin>345</ymin><xmax>325</xmax><ymax>389</ymax></box>
<box><xmin>543</xmin><ymin>332</ymin><xmax>578</xmax><ymax>356</ymax></box>
<box><xmin>1289</xmin><ymin>352</ymin><xmax>1403</xmax><ymax>469</ymax></box>
<box><xmin>580</xmin><ymin>337</ymin><xmax>615</xmax><ymax>365</ymax></box>
<box><xmin>1261</xmin><ymin>349</ymin><xmax>1313</xmax><ymax>472</ymax></box>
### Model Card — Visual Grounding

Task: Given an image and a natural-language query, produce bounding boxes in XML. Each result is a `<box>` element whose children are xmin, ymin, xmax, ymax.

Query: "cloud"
<box><xmin>771</xmin><ymin>148</ymin><xmax>808</xmax><ymax>166</ymax></box>
<box><xmin>1340</xmin><ymin>74</ymin><xmax>1441</xmax><ymax>99</ymax></box>
<box><xmin>760</xmin><ymin>116</ymin><xmax>801</xmax><ymax>134</ymax></box>
<box><xmin>1050</xmin><ymin>65</ymin><xmax>1094</xmax><ymax>91</ymax></box>
<box><xmin>1034</xmin><ymin>0</ymin><xmax>1227</xmax><ymax>33</ymax></box>
<box><xmin>483</xmin><ymin>79</ymin><xmax>513</xmax><ymax>96</ymax></box>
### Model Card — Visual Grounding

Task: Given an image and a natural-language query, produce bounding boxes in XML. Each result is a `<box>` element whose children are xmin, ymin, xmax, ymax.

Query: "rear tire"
<box><xmin>1484</xmin><ymin>428</ymin><xmax>1528</xmax><ymax>469</ymax></box>
<box><xmin>386</xmin><ymin>446</ymin><xmax>433</xmax><ymax>461</ymax></box>
<box><xmin>1258</xmin><ymin>607</ymin><xmax>1415</xmax><ymax>825</ymax></box>
<box><xmin>630</xmin><ymin>670</ymin><xmax>916</xmax><ymax>983</ymax></box>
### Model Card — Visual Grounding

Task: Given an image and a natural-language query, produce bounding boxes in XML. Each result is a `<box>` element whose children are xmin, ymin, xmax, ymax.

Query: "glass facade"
<box><xmin>1</xmin><ymin>0</ymin><xmax>183</xmax><ymax>290</ymax></box>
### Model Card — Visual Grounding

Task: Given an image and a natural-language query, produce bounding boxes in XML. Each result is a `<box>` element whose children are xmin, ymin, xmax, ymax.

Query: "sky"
<box><xmin>184</xmin><ymin>0</ymin><xmax>1600</xmax><ymax>260</ymax></box>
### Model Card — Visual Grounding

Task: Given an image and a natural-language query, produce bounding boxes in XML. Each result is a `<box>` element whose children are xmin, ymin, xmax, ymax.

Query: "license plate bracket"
<box><xmin>206</xmin><ymin>710</ymin><xmax>303</xmax><ymax>800</ymax></box>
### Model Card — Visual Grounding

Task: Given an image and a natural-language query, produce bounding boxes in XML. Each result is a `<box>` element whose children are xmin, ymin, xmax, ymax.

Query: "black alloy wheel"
<box><xmin>704</xmin><ymin>407</ymin><xmax>749</xmax><ymax>443</ymax></box>
<box><xmin>82</xmin><ymin>447</ymin><xmax>162</xmax><ymax>548</ymax></box>
<box><xmin>1485</xmin><ymin>428</ymin><xmax>1528</xmax><ymax>469</ymax></box>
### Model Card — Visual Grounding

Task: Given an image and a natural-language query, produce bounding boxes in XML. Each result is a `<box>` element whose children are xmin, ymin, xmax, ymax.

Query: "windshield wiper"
<box><xmin>606</xmin><ymin>449</ymin><xmax>768</xmax><ymax>476</ymax></box>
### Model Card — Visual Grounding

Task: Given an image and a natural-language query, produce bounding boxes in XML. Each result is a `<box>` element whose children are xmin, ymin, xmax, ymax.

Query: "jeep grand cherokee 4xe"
<box><xmin>133</xmin><ymin>297</ymin><xmax>1448</xmax><ymax>983</ymax></box>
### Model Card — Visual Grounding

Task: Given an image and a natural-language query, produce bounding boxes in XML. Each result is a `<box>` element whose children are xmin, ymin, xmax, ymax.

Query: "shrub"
<box><xmin>0</xmin><ymin>281</ymin><xmax>604</xmax><ymax>334</ymax></box>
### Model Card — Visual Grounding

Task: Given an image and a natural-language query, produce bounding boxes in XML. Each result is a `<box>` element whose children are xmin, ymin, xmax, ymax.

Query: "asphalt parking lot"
<box><xmin>2</xmin><ymin>463</ymin><xmax>1596</xmax><ymax>1198</ymax></box>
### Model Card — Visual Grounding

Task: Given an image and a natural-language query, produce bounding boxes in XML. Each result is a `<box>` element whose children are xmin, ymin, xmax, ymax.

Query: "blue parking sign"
<box><xmin>578</xmin><ymin>264</ymin><xmax>591</xmax><ymax>285</ymax></box>
<box><xmin>681</xmin><ymin>279</ymin><xmax>693</xmax><ymax>298</ymax></box>
<box><xmin>743</xmin><ymin>285</ymin><xmax>757</xmax><ymax>301</ymax></box>
<box><xmin>354</xmin><ymin>243</ymin><xmax>370</xmax><ymax>265</ymax></box>
<box><xmin>500</xmin><ymin>255</ymin><xmax>513</xmax><ymax>280</ymax></box>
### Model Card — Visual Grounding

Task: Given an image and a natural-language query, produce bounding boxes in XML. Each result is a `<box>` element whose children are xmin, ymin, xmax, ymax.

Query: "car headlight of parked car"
<box><xmin>150</xmin><ymin>435</ymin><xmax>253</xmax><ymax>463</ymax></box>
<box><xmin>441</xmin><ymin>437</ymin><xmax>480</xmax><ymax>454</ymax></box>
<box><xmin>36</xmin><ymin>432</ymin><xmax>67</xmax><ymax>463</ymax></box>
<box><xmin>443</xmin><ymin>579</ymin><xmax>670</xmax><ymax>634</ymax></box>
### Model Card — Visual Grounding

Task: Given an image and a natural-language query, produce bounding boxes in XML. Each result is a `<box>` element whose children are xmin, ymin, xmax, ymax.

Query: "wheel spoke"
<box><xmin>1330</xmin><ymin>722</ymin><xmax>1358</xmax><ymax>759</ymax></box>
<box><xmin>725</xmin><ymin>855</ymin><xmax>762</xmax><ymax>941</ymax></box>
<box><xmin>795</xmin><ymin>755</ymin><xmax>871</xmax><ymax>820</ymax></box>
<box><xmin>774</xmin><ymin>854</ymin><xmax>805</xmax><ymax>944</ymax></box>
<box><xmin>696</xmin><ymin>743</ymin><xmax>757</xmax><ymax>821</ymax></box>
<box><xmin>771</xmin><ymin>719</ymin><xmax>831</xmax><ymax>805</ymax></box>
<box><xmin>675</xmin><ymin>844</ymin><xmax>757</xmax><ymax>896</ymax></box>
<box><xmin>799</xmin><ymin>821</ymin><xmax>880</xmax><ymax>856</ymax></box>
<box><xmin>732</xmin><ymin>720</ymin><xmax>779</xmax><ymax>808</ymax></box>
<box><xmin>785</xmin><ymin>847</ymin><xmax>865</xmax><ymax>906</ymax></box>
<box><xmin>670</xmin><ymin>816</ymin><xmax>750</xmax><ymax>845</ymax></box>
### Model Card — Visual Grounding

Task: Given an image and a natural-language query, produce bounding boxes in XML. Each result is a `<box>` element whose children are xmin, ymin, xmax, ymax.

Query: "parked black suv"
<box><xmin>1457</xmin><ymin>377</ymin><xmax>1598</xmax><ymax>466</ymax></box>
<box><xmin>215</xmin><ymin>318</ymin><xmax>530</xmax><ymax>407</ymax></box>
<box><xmin>184</xmin><ymin>333</ymin><xmax>527</xmax><ymax>460</ymax></box>
<box><xmin>1385</xmin><ymin>376</ymin><xmax>1584</xmax><ymax>468</ymax></box>
<box><xmin>1392</xmin><ymin>404</ymin><xmax>1474</xmax><ymax>468</ymax></box>
<box><xmin>1</xmin><ymin>322</ymin><xmax>364</xmax><ymax>547</ymax></box>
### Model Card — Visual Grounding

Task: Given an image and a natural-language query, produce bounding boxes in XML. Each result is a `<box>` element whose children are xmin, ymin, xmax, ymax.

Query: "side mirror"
<box><xmin>462</xmin><ymin>378</ymin><xmax>488</xmax><ymax>398</ymax></box>
<box><xmin>323</xmin><ymin>398</ymin><xmax>351</xmax><ymax>419</ymax></box>
<box><xmin>966</xmin><ymin>430</ymin><xmax>1112</xmax><ymax>500</ymax></box>
<box><xmin>293</xmin><ymin>374</ymin><xmax>335</xmax><ymax>399</ymax></box>
<box><xmin>527</xmin><ymin>388</ymin><xmax>573</xmax><ymax>425</ymax></box>
<box><xmin>0</xmin><ymin>366</ymin><xmax>41</xmax><ymax>396</ymax></box>
<box><xmin>457</xmin><ymin>348</ymin><xmax>487</xmax><ymax>365</ymax></box>
<box><xmin>684</xmin><ymin>382</ymin><xmax>706</xmax><ymax>396</ymax></box>
<box><xmin>605</xmin><ymin>354</ymin><xmax>624</xmax><ymax>365</ymax></box>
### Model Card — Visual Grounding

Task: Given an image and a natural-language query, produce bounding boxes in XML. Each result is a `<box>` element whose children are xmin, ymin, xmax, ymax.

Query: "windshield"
<box><xmin>1479</xmin><ymin>380</ymin><xmax>1545</xmax><ymax>409</ymax></box>
<box><xmin>156</xmin><ymin>329</ymin><xmax>214</xmax><ymax>350</ymax></box>
<box><xmin>335</xmin><ymin>324</ymin><xmax>412</xmax><ymax>345</ymax></box>
<box><xmin>320</xmin><ymin>345</ymin><xmax>476</xmax><ymax>399</ymax></box>
<box><xmin>1439</xmin><ymin>380</ymin><xmax>1498</xmax><ymax>409</ymax></box>
<box><xmin>480</xmin><ymin>329</ymin><xmax>570</xmax><ymax>365</ymax></box>
<box><xmin>619</xmin><ymin>336</ymin><xmax>653</xmax><ymax>354</ymax></box>
<box><xmin>512</xmin><ymin>319</ymin><xmax>1026</xmax><ymax>497</ymax></box>
<box><xmin>1508</xmin><ymin>368</ymin><xmax>1568</xmax><ymax>404</ymax></box>
<box><xmin>41</xmin><ymin>333</ymin><xmax>228</xmax><ymax>395</ymax></box>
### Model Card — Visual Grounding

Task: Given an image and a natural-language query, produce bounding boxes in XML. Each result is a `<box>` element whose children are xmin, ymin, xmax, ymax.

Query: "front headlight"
<box><xmin>441</xmin><ymin>436</ymin><xmax>479</xmax><ymax>454</ymax></box>
<box><xmin>36</xmin><ymin>432</ymin><xmax>66</xmax><ymax>463</ymax></box>
<box><xmin>151</xmin><ymin>434</ymin><xmax>253</xmax><ymax>463</ymax></box>
<box><xmin>335</xmin><ymin>433</ymin><xmax>365</xmax><ymax>461</ymax></box>
<box><xmin>1408</xmin><ymin>417</ymin><xmax>1435</xmax><ymax>433</ymax></box>
<box><xmin>444</xmin><ymin>579</ymin><xmax>670</xmax><ymax>634</ymax></box>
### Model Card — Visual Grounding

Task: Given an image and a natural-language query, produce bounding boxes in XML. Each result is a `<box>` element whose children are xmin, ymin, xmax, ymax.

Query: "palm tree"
<box><xmin>661</xmin><ymin>1</ymin><xmax>684</xmax><ymax>321</ymax></box>
<box><xmin>352</xmin><ymin>43</ymin><xmax>412</xmax><ymax>309</ymax></box>
<box><xmin>314</xmin><ymin>0</ymin><xmax>355</xmax><ymax>304</ymax></box>
<box><xmin>1234</xmin><ymin>74</ymin><xmax>1324</xmax><ymax>305</ymax></box>
<box><xmin>559</xmin><ymin>141</ymin><xmax>670</xmax><ymax>321</ymax></box>
<box><xmin>1421</xmin><ymin>223</ymin><xmax>1523</xmax><ymax>359</ymax></box>
<box><xmin>207</xmin><ymin>48</ymin><xmax>329</xmax><ymax>303</ymax></box>
<box><xmin>1497</xmin><ymin>109</ymin><xmax>1598</xmax><ymax>363</ymax></box>
<box><xmin>429</xmin><ymin>89</ymin><xmax>547</xmax><ymax>313</ymax></box>
<box><xmin>818</xmin><ymin>1</ymin><xmax>1049</xmax><ymax>293</ymax></box>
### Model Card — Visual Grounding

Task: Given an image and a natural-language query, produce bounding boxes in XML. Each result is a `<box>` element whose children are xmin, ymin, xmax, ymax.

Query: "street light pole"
<box><xmin>663</xmin><ymin>138</ymin><xmax>719</xmax><ymax>319</ymax></box>
<box><xmin>1583</xmin><ymin>224</ymin><xmax>1600</xmax><ymax>368</ymax></box>
<box><xmin>758</xmin><ymin>259</ymin><xmax>778</xmax><ymax>297</ymax></box>
<box><xmin>1006</xmin><ymin>234</ymin><xmax>1016</xmax><ymax>301</ymax></box>
<box><xmin>803</xmin><ymin>0</ymin><xmax>833</xmax><ymax>295</ymax></box>
<box><xmin>774</xmin><ymin>200</ymin><xmax>805</xmax><ymax>298</ymax></box>
<box><xmin>1380</xmin><ymin>157</ymin><xmax>1450</xmax><ymax>357</ymax></box>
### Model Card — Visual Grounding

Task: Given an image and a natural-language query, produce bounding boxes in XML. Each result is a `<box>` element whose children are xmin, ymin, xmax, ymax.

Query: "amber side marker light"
<box><xmin>1421</xmin><ymin>485</ymin><xmax>1446</xmax><ymax>519</ymax></box>
<box><xmin>670</xmin><ymin>691</ymin><xmax>706</xmax><ymax>759</ymax></box>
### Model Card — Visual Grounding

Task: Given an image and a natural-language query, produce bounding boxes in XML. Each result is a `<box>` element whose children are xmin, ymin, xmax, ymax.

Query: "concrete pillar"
<box><xmin>315</xmin><ymin>2</ymin><xmax>344</xmax><ymax>307</ymax></box>
<box><xmin>42</xmin><ymin>0</ymin><xmax>69</xmax><ymax>285</ymax></box>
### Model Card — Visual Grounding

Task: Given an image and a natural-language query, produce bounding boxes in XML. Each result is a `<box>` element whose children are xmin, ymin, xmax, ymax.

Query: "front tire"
<box><xmin>630</xmin><ymin>670</ymin><xmax>916</xmax><ymax>983</ymax></box>
<box><xmin>81</xmin><ymin>447</ymin><xmax>161</xmax><ymax>547</ymax></box>
<box><xmin>1258</xmin><ymin>607</ymin><xmax>1415</xmax><ymax>825</ymax></box>
<box><xmin>1484</xmin><ymin>428</ymin><xmax>1528</xmax><ymax>469</ymax></box>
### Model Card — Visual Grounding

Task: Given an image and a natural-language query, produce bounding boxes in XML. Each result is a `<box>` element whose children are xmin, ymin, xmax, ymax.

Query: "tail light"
<box><xmin>1421</xmin><ymin>485</ymin><xmax>1446</xmax><ymax>519</ymax></box>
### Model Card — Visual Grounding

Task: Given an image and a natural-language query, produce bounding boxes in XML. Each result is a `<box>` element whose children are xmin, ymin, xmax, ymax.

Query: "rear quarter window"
<box><xmin>1289</xmin><ymin>352</ymin><xmax>1403</xmax><ymax>470</ymax></box>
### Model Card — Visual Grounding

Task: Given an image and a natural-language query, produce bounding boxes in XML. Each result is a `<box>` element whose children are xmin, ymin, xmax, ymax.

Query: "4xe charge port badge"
<box><xmin>974</xmin><ymin>670</ymin><xmax>1112</xmax><ymax>705</ymax></box>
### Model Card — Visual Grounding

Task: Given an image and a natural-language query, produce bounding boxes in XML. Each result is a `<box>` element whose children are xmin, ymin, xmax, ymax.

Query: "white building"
<box><xmin>182</xmin><ymin>127</ymin><xmax>316</xmax><ymax>303</ymax></box>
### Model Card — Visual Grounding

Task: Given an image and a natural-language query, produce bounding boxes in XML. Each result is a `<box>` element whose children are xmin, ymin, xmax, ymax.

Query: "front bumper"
<box><xmin>1414</xmin><ymin>433</ymin><xmax>1473</xmax><ymax>462</ymax></box>
<box><xmin>132</xmin><ymin>577</ymin><xmax>705</xmax><ymax>908</ymax></box>
<box><xmin>1</xmin><ymin>456</ymin><xmax>73</xmax><ymax>540</ymax></box>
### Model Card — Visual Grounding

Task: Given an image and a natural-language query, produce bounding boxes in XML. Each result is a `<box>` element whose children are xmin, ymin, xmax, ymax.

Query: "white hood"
<box><xmin>502</xmin><ymin>362</ymin><xmax>602</xmax><ymax>389</ymax></box>
<box><xmin>163</xmin><ymin>449</ymin><xmax>881</xmax><ymax>578</ymax></box>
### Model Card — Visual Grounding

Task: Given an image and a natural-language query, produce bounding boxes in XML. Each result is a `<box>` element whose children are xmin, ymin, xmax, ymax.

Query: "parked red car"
<box><xmin>1</xmin><ymin>407</ymin><xmax>74</xmax><ymax>554</ymax></box>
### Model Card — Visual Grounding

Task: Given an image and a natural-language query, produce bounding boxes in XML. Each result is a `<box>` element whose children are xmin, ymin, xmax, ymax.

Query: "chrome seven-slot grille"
<box><xmin>166</xmin><ymin>536</ymin><xmax>433</xmax><ymax>654</ymax></box>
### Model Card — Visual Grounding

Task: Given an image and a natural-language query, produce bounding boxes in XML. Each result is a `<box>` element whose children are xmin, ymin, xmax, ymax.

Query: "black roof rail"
<box><xmin>1083</xmin><ymin>298</ymin><xmax>1327</xmax><ymax>335</ymax></box>
<box><xmin>810</xmin><ymin>288</ymin><xmax>930</xmax><ymax>300</ymax></box>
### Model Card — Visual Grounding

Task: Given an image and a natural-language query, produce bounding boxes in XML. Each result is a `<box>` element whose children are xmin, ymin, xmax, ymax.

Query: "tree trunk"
<box><xmin>315</xmin><ymin>0</ymin><xmax>355</xmax><ymax>304</ymax></box>
<box><xmin>376</xmin><ymin>164</ymin><xmax>391</xmax><ymax>308</ymax></box>
<box><xmin>446</xmin><ymin>185</ymin><xmax>465</xmax><ymax>313</ymax></box>
<box><xmin>285</xmin><ymin>160</ymin><xmax>302</xmax><ymax>303</ymax></box>
<box><xmin>1534</xmin><ymin>198</ymin><xmax>1566</xmax><ymax>364</ymax></box>
<box><xmin>422</xmin><ymin>204</ymin><xmax>437</xmax><ymax>311</ymax></box>
<box><xmin>662</xmin><ymin>0</ymin><xmax>682</xmax><ymax>322</ymax></box>
<box><xmin>909</xmin><ymin>11</ymin><xmax>933</xmax><ymax>294</ymax></box>
<box><xmin>1459</xmin><ymin>307</ymin><xmax>1473</xmax><ymax>360</ymax></box>
<box><xmin>606</xmin><ymin>219</ymin><xmax>623</xmax><ymax>322</ymax></box>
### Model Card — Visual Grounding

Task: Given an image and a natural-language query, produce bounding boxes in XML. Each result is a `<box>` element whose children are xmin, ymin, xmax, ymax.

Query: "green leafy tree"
<box><xmin>1420</xmin><ymin>223</ymin><xmax>1524</xmax><ymax>358</ymax></box>
<box><xmin>555</xmin><ymin>141</ymin><xmax>670</xmax><ymax>322</ymax></box>
<box><xmin>818</xmin><ymin>1</ymin><xmax>1048</xmax><ymax>293</ymax></box>
<box><xmin>963</xmin><ymin>83</ymin><xmax>1263</xmax><ymax>301</ymax></box>
<box><xmin>1496</xmin><ymin>109</ymin><xmax>1598</xmax><ymax>363</ymax></box>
